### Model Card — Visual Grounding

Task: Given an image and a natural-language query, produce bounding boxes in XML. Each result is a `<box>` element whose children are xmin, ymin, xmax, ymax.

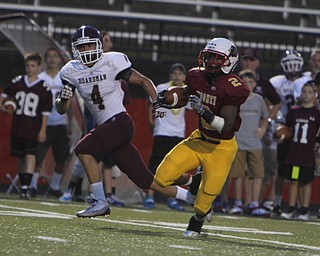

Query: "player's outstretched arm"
<box><xmin>128</xmin><ymin>69</ymin><xmax>157</xmax><ymax>102</ymax></box>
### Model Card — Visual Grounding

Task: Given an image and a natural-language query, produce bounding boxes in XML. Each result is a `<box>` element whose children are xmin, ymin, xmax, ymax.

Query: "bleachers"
<box><xmin>0</xmin><ymin>0</ymin><xmax>319</xmax><ymax>83</ymax></box>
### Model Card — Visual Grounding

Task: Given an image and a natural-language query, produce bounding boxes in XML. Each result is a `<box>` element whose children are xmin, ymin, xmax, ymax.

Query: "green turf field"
<box><xmin>0</xmin><ymin>195</ymin><xmax>319</xmax><ymax>256</ymax></box>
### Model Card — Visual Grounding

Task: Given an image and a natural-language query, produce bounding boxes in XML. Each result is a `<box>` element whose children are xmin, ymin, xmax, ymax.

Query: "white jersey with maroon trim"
<box><xmin>270</xmin><ymin>73</ymin><xmax>310</xmax><ymax>122</ymax></box>
<box><xmin>153</xmin><ymin>82</ymin><xmax>190</xmax><ymax>138</ymax></box>
<box><xmin>38</xmin><ymin>71</ymin><xmax>67</xmax><ymax>126</ymax></box>
<box><xmin>60</xmin><ymin>52</ymin><xmax>130</xmax><ymax>125</ymax></box>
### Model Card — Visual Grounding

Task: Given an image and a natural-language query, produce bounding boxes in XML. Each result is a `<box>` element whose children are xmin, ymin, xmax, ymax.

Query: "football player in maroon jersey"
<box><xmin>155</xmin><ymin>38</ymin><xmax>250</xmax><ymax>236</ymax></box>
<box><xmin>280</xmin><ymin>82</ymin><xmax>320</xmax><ymax>220</ymax></box>
<box><xmin>0</xmin><ymin>52</ymin><xmax>53</xmax><ymax>199</ymax></box>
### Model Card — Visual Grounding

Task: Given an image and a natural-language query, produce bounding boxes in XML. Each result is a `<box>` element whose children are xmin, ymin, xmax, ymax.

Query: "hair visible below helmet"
<box><xmin>198</xmin><ymin>37</ymin><xmax>239</xmax><ymax>74</ymax></box>
<box><xmin>280</xmin><ymin>50</ymin><xmax>304</xmax><ymax>76</ymax></box>
<box><xmin>71</xmin><ymin>25</ymin><xmax>103</xmax><ymax>65</ymax></box>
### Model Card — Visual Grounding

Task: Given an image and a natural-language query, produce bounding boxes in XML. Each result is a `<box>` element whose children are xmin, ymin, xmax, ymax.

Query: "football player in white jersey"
<box><xmin>55</xmin><ymin>25</ymin><xmax>191</xmax><ymax>218</ymax></box>
<box><xmin>269</xmin><ymin>50</ymin><xmax>310</xmax><ymax>215</ymax></box>
<box><xmin>31</xmin><ymin>47</ymin><xmax>72</xmax><ymax>198</ymax></box>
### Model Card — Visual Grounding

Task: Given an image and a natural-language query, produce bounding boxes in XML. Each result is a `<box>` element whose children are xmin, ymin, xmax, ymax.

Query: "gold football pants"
<box><xmin>154</xmin><ymin>129</ymin><xmax>238</xmax><ymax>215</ymax></box>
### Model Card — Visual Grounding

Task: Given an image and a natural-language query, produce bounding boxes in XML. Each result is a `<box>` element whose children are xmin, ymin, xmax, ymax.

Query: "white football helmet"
<box><xmin>281</xmin><ymin>50</ymin><xmax>304</xmax><ymax>76</ymax></box>
<box><xmin>71</xmin><ymin>25</ymin><xmax>103</xmax><ymax>65</ymax></box>
<box><xmin>198</xmin><ymin>37</ymin><xmax>239</xmax><ymax>74</ymax></box>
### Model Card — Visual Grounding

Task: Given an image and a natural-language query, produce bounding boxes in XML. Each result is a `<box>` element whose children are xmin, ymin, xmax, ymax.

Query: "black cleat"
<box><xmin>45</xmin><ymin>187</ymin><xmax>63</xmax><ymax>198</ymax></box>
<box><xmin>183</xmin><ymin>215</ymin><xmax>204</xmax><ymax>237</ymax></box>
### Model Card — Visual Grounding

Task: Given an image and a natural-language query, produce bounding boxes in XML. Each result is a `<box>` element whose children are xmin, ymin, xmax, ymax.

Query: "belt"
<box><xmin>198</xmin><ymin>133</ymin><xmax>221</xmax><ymax>145</ymax></box>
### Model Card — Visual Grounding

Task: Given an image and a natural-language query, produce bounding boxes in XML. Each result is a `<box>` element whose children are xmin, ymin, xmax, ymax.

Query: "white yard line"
<box><xmin>33</xmin><ymin>236</ymin><xmax>68</xmax><ymax>243</ymax></box>
<box><xmin>129</xmin><ymin>220</ymin><xmax>293</xmax><ymax>235</ymax></box>
<box><xmin>168</xmin><ymin>245</ymin><xmax>201</xmax><ymax>250</ymax></box>
<box><xmin>0</xmin><ymin>203</ymin><xmax>320</xmax><ymax>252</ymax></box>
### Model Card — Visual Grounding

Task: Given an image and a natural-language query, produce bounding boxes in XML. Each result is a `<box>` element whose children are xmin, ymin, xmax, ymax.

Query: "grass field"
<box><xmin>0</xmin><ymin>195</ymin><xmax>319</xmax><ymax>256</ymax></box>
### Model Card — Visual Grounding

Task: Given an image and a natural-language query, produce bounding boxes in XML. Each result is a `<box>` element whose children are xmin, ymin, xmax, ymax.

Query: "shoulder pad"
<box><xmin>11</xmin><ymin>75</ymin><xmax>23</xmax><ymax>83</ymax></box>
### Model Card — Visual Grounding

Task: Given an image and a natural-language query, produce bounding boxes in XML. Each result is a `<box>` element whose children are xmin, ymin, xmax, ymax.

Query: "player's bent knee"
<box><xmin>153</xmin><ymin>177</ymin><xmax>168</xmax><ymax>188</ymax></box>
<box><xmin>203</xmin><ymin>186</ymin><xmax>219</xmax><ymax>196</ymax></box>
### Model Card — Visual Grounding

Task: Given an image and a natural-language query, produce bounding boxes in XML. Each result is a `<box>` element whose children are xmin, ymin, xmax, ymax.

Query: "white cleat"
<box><xmin>230</xmin><ymin>205</ymin><xmax>243</xmax><ymax>215</ymax></box>
<box><xmin>59</xmin><ymin>192</ymin><xmax>72</xmax><ymax>203</ymax></box>
<box><xmin>76</xmin><ymin>199</ymin><xmax>110</xmax><ymax>218</ymax></box>
<box><xmin>183</xmin><ymin>230</ymin><xmax>200</xmax><ymax>237</ymax></box>
<box><xmin>205</xmin><ymin>209</ymin><xmax>213</xmax><ymax>222</ymax></box>
<box><xmin>297</xmin><ymin>213</ymin><xmax>309</xmax><ymax>221</ymax></box>
<box><xmin>280</xmin><ymin>212</ymin><xmax>294</xmax><ymax>220</ymax></box>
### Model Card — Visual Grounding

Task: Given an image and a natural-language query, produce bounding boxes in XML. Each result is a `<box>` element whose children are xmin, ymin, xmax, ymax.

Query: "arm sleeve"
<box><xmin>116</xmin><ymin>67</ymin><xmax>132</xmax><ymax>82</ymax></box>
<box><xmin>260</xmin><ymin>78</ymin><xmax>281</xmax><ymax>105</ymax></box>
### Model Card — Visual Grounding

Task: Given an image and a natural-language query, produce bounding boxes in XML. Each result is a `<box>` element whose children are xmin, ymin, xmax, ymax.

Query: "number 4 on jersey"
<box><xmin>91</xmin><ymin>84</ymin><xmax>105</xmax><ymax>110</ymax></box>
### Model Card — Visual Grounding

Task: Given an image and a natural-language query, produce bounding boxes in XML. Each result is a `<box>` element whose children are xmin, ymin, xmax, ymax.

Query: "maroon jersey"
<box><xmin>4</xmin><ymin>75</ymin><xmax>53</xmax><ymax>140</ymax></box>
<box><xmin>186</xmin><ymin>68</ymin><xmax>250</xmax><ymax>139</ymax></box>
<box><xmin>285</xmin><ymin>106</ymin><xmax>320</xmax><ymax>168</ymax></box>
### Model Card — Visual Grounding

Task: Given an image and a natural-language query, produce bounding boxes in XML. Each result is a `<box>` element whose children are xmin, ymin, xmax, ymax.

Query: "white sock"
<box><xmin>30</xmin><ymin>173</ymin><xmax>39</xmax><ymax>189</ymax></box>
<box><xmin>175</xmin><ymin>186</ymin><xmax>188</xmax><ymax>201</ymax></box>
<box><xmin>250</xmin><ymin>201</ymin><xmax>259</xmax><ymax>207</ymax></box>
<box><xmin>50</xmin><ymin>173</ymin><xmax>62</xmax><ymax>190</ymax></box>
<box><xmin>91</xmin><ymin>182</ymin><xmax>107</xmax><ymax>202</ymax></box>
<box><xmin>274</xmin><ymin>195</ymin><xmax>282</xmax><ymax>206</ymax></box>
<box><xmin>235</xmin><ymin>200</ymin><xmax>243</xmax><ymax>207</ymax></box>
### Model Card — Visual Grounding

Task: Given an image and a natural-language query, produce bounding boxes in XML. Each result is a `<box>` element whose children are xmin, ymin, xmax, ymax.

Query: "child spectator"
<box><xmin>0</xmin><ymin>52</ymin><xmax>52</xmax><ymax>198</ymax></box>
<box><xmin>229</xmin><ymin>69</ymin><xmax>269</xmax><ymax>216</ymax></box>
<box><xmin>281</xmin><ymin>82</ymin><xmax>320</xmax><ymax>220</ymax></box>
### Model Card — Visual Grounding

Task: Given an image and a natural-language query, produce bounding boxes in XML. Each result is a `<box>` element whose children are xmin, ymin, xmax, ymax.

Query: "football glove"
<box><xmin>189</xmin><ymin>95</ymin><xmax>205</xmax><ymax>115</ymax></box>
<box><xmin>156</xmin><ymin>90</ymin><xmax>173</xmax><ymax>109</ymax></box>
<box><xmin>60</xmin><ymin>84</ymin><xmax>74</xmax><ymax>100</ymax></box>
<box><xmin>152</xmin><ymin>102</ymin><xmax>166</xmax><ymax>118</ymax></box>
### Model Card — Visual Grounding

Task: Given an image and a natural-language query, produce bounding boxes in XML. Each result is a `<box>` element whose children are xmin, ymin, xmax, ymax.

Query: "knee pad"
<box><xmin>202</xmin><ymin>183</ymin><xmax>219</xmax><ymax>196</ymax></box>
<box><xmin>154</xmin><ymin>176</ymin><xmax>170</xmax><ymax>188</ymax></box>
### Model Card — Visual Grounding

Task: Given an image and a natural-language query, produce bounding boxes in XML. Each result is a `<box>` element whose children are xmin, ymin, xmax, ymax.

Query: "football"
<box><xmin>162</xmin><ymin>86</ymin><xmax>190</xmax><ymax>108</ymax></box>
<box><xmin>273</xmin><ymin>125</ymin><xmax>292</xmax><ymax>141</ymax></box>
<box><xmin>3</xmin><ymin>98</ymin><xmax>17</xmax><ymax>113</ymax></box>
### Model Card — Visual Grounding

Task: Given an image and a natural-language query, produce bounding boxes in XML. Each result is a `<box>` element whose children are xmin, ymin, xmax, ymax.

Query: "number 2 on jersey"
<box><xmin>228</xmin><ymin>77</ymin><xmax>242</xmax><ymax>87</ymax></box>
<box><xmin>91</xmin><ymin>84</ymin><xmax>105</xmax><ymax>110</ymax></box>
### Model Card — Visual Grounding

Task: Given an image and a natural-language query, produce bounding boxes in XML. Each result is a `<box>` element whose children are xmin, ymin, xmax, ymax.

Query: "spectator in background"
<box><xmin>0</xmin><ymin>52</ymin><xmax>52</xmax><ymax>198</ymax></box>
<box><xmin>270</xmin><ymin>50</ymin><xmax>311</xmax><ymax>216</ymax></box>
<box><xmin>308</xmin><ymin>49</ymin><xmax>320</xmax><ymax>80</ymax></box>
<box><xmin>240</xmin><ymin>48</ymin><xmax>281</xmax><ymax>120</ymax></box>
<box><xmin>280</xmin><ymin>82</ymin><xmax>320</xmax><ymax>220</ymax></box>
<box><xmin>239</xmin><ymin>48</ymin><xmax>281</xmax><ymax>211</ymax></box>
<box><xmin>259</xmin><ymin>117</ymin><xmax>278</xmax><ymax>212</ymax></box>
<box><xmin>228</xmin><ymin>69</ymin><xmax>269</xmax><ymax>216</ymax></box>
<box><xmin>143</xmin><ymin>63</ymin><xmax>188</xmax><ymax>211</ymax></box>
<box><xmin>31</xmin><ymin>47</ymin><xmax>72</xmax><ymax>198</ymax></box>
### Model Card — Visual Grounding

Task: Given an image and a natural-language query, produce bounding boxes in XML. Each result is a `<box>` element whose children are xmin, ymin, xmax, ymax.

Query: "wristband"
<box><xmin>201</xmin><ymin>109</ymin><xmax>214</xmax><ymax>123</ymax></box>
<box><xmin>200</xmin><ymin>109</ymin><xmax>224</xmax><ymax>133</ymax></box>
<box><xmin>210</xmin><ymin>115</ymin><xmax>225</xmax><ymax>133</ymax></box>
